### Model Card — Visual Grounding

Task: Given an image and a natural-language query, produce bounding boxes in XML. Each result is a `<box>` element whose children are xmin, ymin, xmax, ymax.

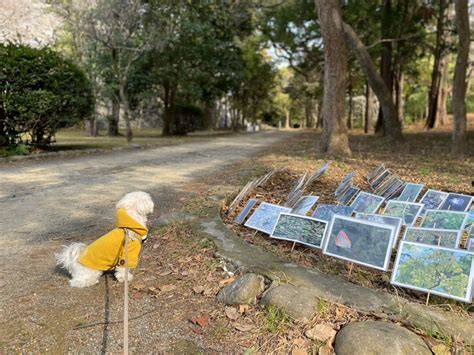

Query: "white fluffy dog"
<box><xmin>56</xmin><ymin>191</ymin><xmax>154</xmax><ymax>288</ymax></box>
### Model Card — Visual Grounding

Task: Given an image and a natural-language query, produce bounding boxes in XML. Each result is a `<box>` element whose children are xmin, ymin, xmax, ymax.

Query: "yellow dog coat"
<box><xmin>79</xmin><ymin>208</ymin><xmax>148</xmax><ymax>271</ymax></box>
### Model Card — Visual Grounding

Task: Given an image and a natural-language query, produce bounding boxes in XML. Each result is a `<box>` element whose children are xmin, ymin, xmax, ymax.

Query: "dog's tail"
<box><xmin>55</xmin><ymin>243</ymin><xmax>86</xmax><ymax>273</ymax></box>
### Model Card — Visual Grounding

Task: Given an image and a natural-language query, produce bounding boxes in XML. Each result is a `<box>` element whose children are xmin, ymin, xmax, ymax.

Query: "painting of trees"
<box><xmin>272</xmin><ymin>213</ymin><xmax>327</xmax><ymax>248</ymax></box>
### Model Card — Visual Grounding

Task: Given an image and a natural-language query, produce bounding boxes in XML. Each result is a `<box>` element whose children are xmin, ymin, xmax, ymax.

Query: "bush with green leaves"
<box><xmin>0</xmin><ymin>43</ymin><xmax>94</xmax><ymax>148</ymax></box>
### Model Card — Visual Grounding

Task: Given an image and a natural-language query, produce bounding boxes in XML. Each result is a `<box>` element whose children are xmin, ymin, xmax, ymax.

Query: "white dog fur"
<box><xmin>56</xmin><ymin>191</ymin><xmax>154</xmax><ymax>288</ymax></box>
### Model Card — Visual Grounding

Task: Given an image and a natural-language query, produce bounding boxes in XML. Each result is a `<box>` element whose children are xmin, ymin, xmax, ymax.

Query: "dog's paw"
<box><xmin>115</xmin><ymin>268</ymin><xmax>133</xmax><ymax>283</ymax></box>
<box><xmin>70</xmin><ymin>278</ymin><xmax>99</xmax><ymax>288</ymax></box>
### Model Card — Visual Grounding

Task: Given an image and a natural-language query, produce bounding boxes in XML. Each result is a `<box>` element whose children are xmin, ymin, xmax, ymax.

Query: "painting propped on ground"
<box><xmin>337</xmin><ymin>186</ymin><xmax>360</xmax><ymax>205</ymax></box>
<box><xmin>421</xmin><ymin>210</ymin><xmax>468</xmax><ymax>231</ymax></box>
<box><xmin>271</xmin><ymin>213</ymin><xmax>328</xmax><ymax>249</ymax></box>
<box><xmin>234</xmin><ymin>198</ymin><xmax>257</xmax><ymax>225</ymax></box>
<box><xmin>370</xmin><ymin>169</ymin><xmax>392</xmax><ymax>190</ymax></box>
<box><xmin>312</xmin><ymin>204</ymin><xmax>355</xmax><ymax>222</ymax></box>
<box><xmin>392</xmin><ymin>241</ymin><xmax>474</xmax><ymax>303</ymax></box>
<box><xmin>397</xmin><ymin>183</ymin><xmax>424</xmax><ymax>203</ymax></box>
<box><xmin>419</xmin><ymin>189</ymin><xmax>448</xmax><ymax>216</ymax></box>
<box><xmin>290</xmin><ymin>196</ymin><xmax>319</xmax><ymax>216</ymax></box>
<box><xmin>354</xmin><ymin>212</ymin><xmax>402</xmax><ymax>248</ymax></box>
<box><xmin>323</xmin><ymin>215</ymin><xmax>396</xmax><ymax>271</ymax></box>
<box><xmin>403</xmin><ymin>227</ymin><xmax>461</xmax><ymax>249</ymax></box>
<box><xmin>468</xmin><ymin>238</ymin><xmax>474</xmax><ymax>252</ymax></box>
<box><xmin>244</xmin><ymin>202</ymin><xmax>291</xmax><ymax>234</ymax></box>
<box><xmin>439</xmin><ymin>193</ymin><xmax>473</xmax><ymax>212</ymax></box>
<box><xmin>350</xmin><ymin>191</ymin><xmax>384</xmax><ymax>214</ymax></box>
<box><xmin>383</xmin><ymin>200</ymin><xmax>424</xmax><ymax>226</ymax></box>
<box><xmin>367</xmin><ymin>163</ymin><xmax>385</xmax><ymax>184</ymax></box>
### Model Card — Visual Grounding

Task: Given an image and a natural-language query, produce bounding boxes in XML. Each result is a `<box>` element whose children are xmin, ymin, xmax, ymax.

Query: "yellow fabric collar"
<box><xmin>116</xmin><ymin>208</ymin><xmax>148</xmax><ymax>237</ymax></box>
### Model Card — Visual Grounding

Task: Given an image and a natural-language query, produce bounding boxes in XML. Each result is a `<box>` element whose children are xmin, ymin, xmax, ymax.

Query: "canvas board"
<box><xmin>465</xmin><ymin>209</ymin><xmax>474</xmax><ymax>231</ymax></box>
<box><xmin>335</xmin><ymin>178</ymin><xmax>352</xmax><ymax>197</ymax></box>
<box><xmin>468</xmin><ymin>238</ymin><xmax>474</xmax><ymax>252</ymax></box>
<box><xmin>383</xmin><ymin>200</ymin><xmax>424</xmax><ymax>226</ymax></box>
<box><xmin>354</xmin><ymin>212</ymin><xmax>402</xmax><ymax>248</ymax></box>
<box><xmin>421</xmin><ymin>210</ymin><xmax>468</xmax><ymax>231</ymax></box>
<box><xmin>337</xmin><ymin>186</ymin><xmax>360</xmax><ymax>205</ymax></box>
<box><xmin>234</xmin><ymin>199</ymin><xmax>257</xmax><ymax>225</ymax></box>
<box><xmin>290</xmin><ymin>196</ymin><xmax>319</xmax><ymax>216</ymax></box>
<box><xmin>367</xmin><ymin>163</ymin><xmax>385</xmax><ymax>184</ymax></box>
<box><xmin>391</xmin><ymin>241</ymin><xmax>474</xmax><ymax>303</ymax></box>
<box><xmin>374</xmin><ymin>175</ymin><xmax>399</xmax><ymax>196</ymax></box>
<box><xmin>419</xmin><ymin>189</ymin><xmax>448</xmax><ymax>216</ymax></box>
<box><xmin>286</xmin><ymin>174</ymin><xmax>307</xmax><ymax>204</ymax></box>
<box><xmin>323</xmin><ymin>215</ymin><xmax>396</xmax><ymax>271</ymax></box>
<box><xmin>397</xmin><ymin>183</ymin><xmax>424</xmax><ymax>203</ymax></box>
<box><xmin>439</xmin><ymin>193</ymin><xmax>473</xmax><ymax>212</ymax></box>
<box><xmin>306</xmin><ymin>162</ymin><xmax>329</xmax><ymax>186</ymax></box>
<box><xmin>370</xmin><ymin>169</ymin><xmax>392</xmax><ymax>190</ymax></box>
<box><xmin>350</xmin><ymin>191</ymin><xmax>385</xmax><ymax>214</ymax></box>
<box><xmin>312</xmin><ymin>204</ymin><xmax>355</xmax><ymax>222</ymax></box>
<box><xmin>271</xmin><ymin>213</ymin><xmax>328</xmax><ymax>249</ymax></box>
<box><xmin>402</xmin><ymin>227</ymin><xmax>461</xmax><ymax>249</ymax></box>
<box><xmin>244</xmin><ymin>202</ymin><xmax>291</xmax><ymax>234</ymax></box>
<box><xmin>381</xmin><ymin>179</ymin><xmax>405</xmax><ymax>200</ymax></box>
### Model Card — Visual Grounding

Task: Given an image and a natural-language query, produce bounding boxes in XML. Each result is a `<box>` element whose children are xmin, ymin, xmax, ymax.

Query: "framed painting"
<box><xmin>305</xmin><ymin>162</ymin><xmax>329</xmax><ymax>186</ymax></box>
<box><xmin>421</xmin><ymin>210</ymin><xmax>467</xmax><ymax>231</ymax></box>
<box><xmin>397</xmin><ymin>183</ymin><xmax>424</xmax><ymax>203</ymax></box>
<box><xmin>244</xmin><ymin>202</ymin><xmax>291</xmax><ymax>234</ymax></box>
<box><xmin>468</xmin><ymin>238</ymin><xmax>474</xmax><ymax>252</ymax></box>
<box><xmin>337</xmin><ymin>186</ymin><xmax>360</xmax><ymax>206</ymax></box>
<box><xmin>323</xmin><ymin>215</ymin><xmax>396</xmax><ymax>271</ymax></box>
<box><xmin>381</xmin><ymin>179</ymin><xmax>405</xmax><ymax>200</ymax></box>
<box><xmin>312</xmin><ymin>204</ymin><xmax>355</xmax><ymax>222</ymax></box>
<box><xmin>370</xmin><ymin>169</ymin><xmax>392</xmax><ymax>190</ymax></box>
<box><xmin>350</xmin><ymin>191</ymin><xmax>385</xmax><ymax>214</ymax></box>
<box><xmin>391</xmin><ymin>241</ymin><xmax>474</xmax><ymax>303</ymax></box>
<box><xmin>402</xmin><ymin>227</ymin><xmax>461</xmax><ymax>249</ymax></box>
<box><xmin>438</xmin><ymin>193</ymin><xmax>473</xmax><ymax>212</ymax></box>
<box><xmin>354</xmin><ymin>212</ymin><xmax>402</xmax><ymax>248</ymax></box>
<box><xmin>367</xmin><ymin>163</ymin><xmax>385</xmax><ymax>184</ymax></box>
<box><xmin>290</xmin><ymin>196</ymin><xmax>319</xmax><ymax>216</ymax></box>
<box><xmin>234</xmin><ymin>199</ymin><xmax>257</xmax><ymax>225</ymax></box>
<box><xmin>383</xmin><ymin>200</ymin><xmax>424</xmax><ymax>226</ymax></box>
<box><xmin>271</xmin><ymin>213</ymin><xmax>328</xmax><ymax>249</ymax></box>
<box><xmin>419</xmin><ymin>189</ymin><xmax>448</xmax><ymax>216</ymax></box>
<box><xmin>335</xmin><ymin>178</ymin><xmax>352</xmax><ymax>197</ymax></box>
<box><xmin>374</xmin><ymin>175</ymin><xmax>399</xmax><ymax>196</ymax></box>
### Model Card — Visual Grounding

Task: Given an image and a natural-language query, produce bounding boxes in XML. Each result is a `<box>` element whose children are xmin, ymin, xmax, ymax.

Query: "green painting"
<box><xmin>383</xmin><ymin>200</ymin><xmax>423</xmax><ymax>226</ymax></box>
<box><xmin>392</xmin><ymin>242</ymin><xmax>474</xmax><ymax>302</ymax></box>
<box><xmin>403</xmin><ymin>227</ymin><xmax>460</xmax><ymax>248</ymax></box>
<box><xmin>421</xmin><ymin>210</ymin><xmax>467</xmax><ymax>230</ymax></box>
<box><xmin>271</xmin><ymin>213</ymin><xmax>328</xmax><ymax>248</ymax></box>
<box><xmin>350</xmin><ymin>192</ymin><xmax>384</xmax><ymax>214</ymax></box>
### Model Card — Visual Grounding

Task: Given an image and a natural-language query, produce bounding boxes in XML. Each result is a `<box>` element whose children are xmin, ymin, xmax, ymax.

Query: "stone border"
<box><xmin>198</xmin><ymin>191</ymin><xmax>474</xmax><ymax>344</ymax></box>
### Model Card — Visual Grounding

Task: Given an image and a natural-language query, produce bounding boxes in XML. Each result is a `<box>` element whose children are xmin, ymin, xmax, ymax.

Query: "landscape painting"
<box><xmin>337</xmin><ymin>186</ymin><xmax>360</xmax><ymax>205</ymax></box>
<box><xmin>354</xmin><ymin>213</ymin><xmax>402</xmax><ymax>248</ymax></box>
<box><xmin>374</xmin><ymin>175</ymin><xmax>399</xmax><ymax>195</ymax></box>
<box><xmin>350</xmin><ymin>192</ymin><xmax>384</xmax><ymax>214</ymax></box>
<box><xmin>323</xmin><ymin>215</ymin><xmax>395</xmax><ymax>270</ymax></box>
<box><xmin>290</xmin><ymin>196</ymin><xmax>319</xmax><ymax>216</ymax></box>
<box><xmin>367</xmin><ymin>163</ymin><xmax>385</xmax><ymax>184</ymax></box>
<box><xmin>421</xmin><ymin>210</ymin><xmax>467</xmax><ymax>230</ymax></box>
<box><xmin>380</xmin><ymin>179</ymin><xmax>405</xmax><ymax>200</ymax></box>
<box><xmin>234</xmin><ymin>199</ymin><xmax>257</xmax><ymax>225</ymax></box>
<box><xmin>271</xmin><ymin>213</ymin><xmax>328</xmax><ymax>249</ymax></box>
<box><xmin>312</xmin><ymin>204</ymin><xmax>355</xmax><ymax>222</ymax></box>
<box><xmin>397</xmin><ymin>183</ymin><xmax>424</xmax><ymax>203</ymax></box>
<box><xmin>244</xmin><ymin>202</ymin><xmax>291</xmax><ymax>234</ymax></box>
<box><xmin>335</xmin><ymin>178</ymin><xmax>352</xmax><ymax>197</ymax></box>
<box><xmin>383</xmin><ymin>200</ymin><xmax>424</xmax><ymax>226</ymax></box>
<box><xmin>419</xmin><ymin>189</ymin><xmax>448</xmax><ymax>216</ymax></box>
<box><xmin>370</xmin><ymin>169</ymin><xmax>392</xmax><ymax>190</ymax></box>
<box><xmin>391</xmin><ymin>242</ymin><xmax>474</xmax><ymax>302</ymax></box>
<box><xmin>403</xmin><ymin>227</ymin><xmax>460</xmax><ymax>249</ymax></box>
<box><xmin>439</xmin><ymin>193</ymin><xmax>473</xmax><ymax>212</ymax></box>
<box><xmin>306</xmin><ymin>163</ymin><xmax>329</xmax><ymax>185</ymax></box>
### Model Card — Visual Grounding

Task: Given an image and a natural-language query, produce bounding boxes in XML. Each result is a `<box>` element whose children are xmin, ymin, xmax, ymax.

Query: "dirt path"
<box><xmin>0</xmin><ymin>130</ymin><xmax>295</xmax><ymax>352</ymax></box>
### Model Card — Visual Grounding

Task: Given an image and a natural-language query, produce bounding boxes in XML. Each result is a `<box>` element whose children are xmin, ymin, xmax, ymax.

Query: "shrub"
<box><xmin>0</xmin><ymin>43</ymin><xmax>94</xmax><ymax>148</ymax></box>
<box><xmin>171</xmin><ymin>103</ymin><xmax>203</xmax><ymax>135</ymax></box>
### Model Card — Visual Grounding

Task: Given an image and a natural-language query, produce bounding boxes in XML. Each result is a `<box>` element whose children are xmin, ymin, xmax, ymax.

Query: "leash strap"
<box><xmin>124</xmin><ymin>229</ymin><xmax>129</xmax><ymax>355</ymax></box>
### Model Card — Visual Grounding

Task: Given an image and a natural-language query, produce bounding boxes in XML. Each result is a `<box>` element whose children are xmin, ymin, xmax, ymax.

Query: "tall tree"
<box><xmin>451</xmin><ymin>0</ymin><xmax>469</xmax><ymax>154</ymax></box>
<box><xmin>314</xmin><ymin>0</ymin><xmax>351</xmax><ymax>157</ymax></box>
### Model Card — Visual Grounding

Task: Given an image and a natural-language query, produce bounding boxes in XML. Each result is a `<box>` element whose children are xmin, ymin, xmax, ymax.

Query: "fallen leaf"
<box><xmin>159</xmin><ymin>270</ymin><xmax>172</xmax><ymax>276</ymax></box>
<box><xmin>190</xmin><ymin>314</ymin><xmax>210</xmax><ymax>328</ymax></box>
<box><xmin>132</xmin><ymin>292</ymin><xmax>143</xmax><ymax>300</ymax></box>
<box><xmin>219</xmin><ymin>277</ymin><xmax>236</xmax><ymax>288</ymax></box>
<box><xmin>153</xmin><ymin>243</ymin><xmax>160</xmax><ymax>249</ymax></box>
<box><xmin>305</xmin><ymin>323</ymin><xmax>337</xmax><ymax>343</ymax></box>
<box><xmin>293</xmin><ymin>338</ymin><xmax>311</xmax><ymax>348</ymax></box>
<box><xmin>239</xmin><ymin>305</ymin><xmax>250</xmax><ymax>314</ymax></box>
<box><xmin>181</xmin><ymin>270</ymin><xmax>189</xmax><ymax>276</ymax></box>
<box><xmin>225</xmin><ymin>306</ymin><xmax>240</xmax><ymax>320</ymax></box>
<box><xmin>160</xmin><ymin>284</ymin><xmax>176</xmax><ymax>292</ymax></box>
<box><xmin>234</xmin><ymin>323</ymin><xmax>254</xmax><ymax>332</ymax></box>
<box><xmin>132</xmin><ymin>283</ymin><xmax>145</xmax><ymax>291</ymax></box>
<box><xmin>203</xmin><ymin>286</ymin><xmax>215</xmax><ymax>296</ymax></box>
<box><xmin>190</xmin><ymin>326</ymin><xmax>203</xmax><ymax>335</ymax></box>
<box><xmin>291</xmin><ymin>349</ymin><xmax>307</xmax><ymax>355</ymax></box>
<box><xmin>193</xmin><ymin>286</ymin><xmax>205</xmax><ymax>294</ymax></box>
<box><xmin>431</xmin><ymin>344</ymin><xmax>450</xmax><ymax>355</ymax></box>
<box><xmin>147</xmin><ymin>287</ymin><xmax>159</xmax><ymax>294</ymax></box>
<box><xmin>318</xmin><ymin>344</ymin><xmax>333</xmax><ymax>355</ymax></box>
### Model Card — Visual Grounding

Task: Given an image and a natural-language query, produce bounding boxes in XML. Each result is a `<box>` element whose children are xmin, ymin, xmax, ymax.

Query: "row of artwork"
<box><xmin>233</xmin><ymin>163</ymin><xmax>474</xmax><ymax>303</ymax></box>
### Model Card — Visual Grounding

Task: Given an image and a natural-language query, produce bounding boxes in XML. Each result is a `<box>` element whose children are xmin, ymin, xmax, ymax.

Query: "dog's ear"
<box><xmin>117</xmin><ymin>191</ymin><xmax>154</xmax><ymax>216</ymax></box>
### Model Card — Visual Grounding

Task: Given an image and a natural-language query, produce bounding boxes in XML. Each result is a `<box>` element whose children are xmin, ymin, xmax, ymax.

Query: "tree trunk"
<box><xmin>284</xmin><ymin>110</ymin><xmax>290</xmax><ymax>129</ymax></box>
<box><xmin>314</xmin><ymin>0</ymin><xmax>351</xmax><ymax>157</ymax></box>
<box><xmin>451</xmin><ymin>0</ymin><xmax>469</xmax><ymax>154</ymax></box>
<box><xmin>426</xmin><ymin>0</ymin><xmax>448</xmax><ymax>129</ymax></box>
<box><xmin>316</xmin><ymin>97</ymin><xmax>323</xmax><ymax>128</ymax></box>
<box><xmin>375</xmin><ymin>0</ymin><xmax>394</xmax><ymax>135</ymax></box>
<box><xmin>364</xmin><ymin>82</ymin><xmax>372</xmax><ymax>133</ymax></box>
<box><xmin>202</xmin><ymin>101</ymin><xmax>215</xmax><ymax>130</ymax></box>
<box><xmin>347</xmin><ymin>78</ymin><xmax>353</xmax><ymax>130</ymax></box>
<box><xmin>108</xmin><ymin>96</ymin><xmax>120</xmax><ymax>136</ymax></box>
<box><xmin>438</xmin><ymin>55</ymin><xmax>450</xmax><ymax>125</ymax></box>
<box><xmin>119</xmin><ymin>81</ymin><xmax>133</xmax><ymax>143</ymax></box>
<box><xmin>342</xmin><ymin>22</ymin><xmax>403</xmax><ymax>142</ymax></box>
<box><xmin>162</xmin><ymin>83</ymin><xmax>176</xmax><ymax>136</ymax></box>
<box><xmin>395</xmin><ymin>70</ymin><xmax>404</xmax><ymax>127</ymax></box>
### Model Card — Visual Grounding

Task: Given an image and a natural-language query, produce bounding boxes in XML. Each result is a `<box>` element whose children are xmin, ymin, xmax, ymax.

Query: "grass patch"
<box><xmin>262</xmin><ymin>305</ymin><xmax>291</xmax><ymax>333</ymax></box>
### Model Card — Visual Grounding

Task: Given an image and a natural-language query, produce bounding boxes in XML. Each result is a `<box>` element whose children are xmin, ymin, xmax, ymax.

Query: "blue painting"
<box><xmin>312</xmin><ymin>204</ymin><xmax>355</xmax><ymax>222</ymax></box>
<box><xmin>397</xmin><ymin>183</ymin><xmax>424</xmax><ymax>203</ymax></box>
<box><xmin>439</xmin><ymin>193</ymin><xmax>473</xmax><ymax>212</ymax></box>
<box><xmin>245</xmin><ymin>202</ymin><xmax>291</xmax><ymax>234</ymax></box>
<box><xmin>234</xmin><ymin>199</ymin><xmax>257</xmax><ymax>225</ymax></box>
<box><xmin>350</xmin><ymin>192</ymin><xmax>384</xmax><ymax>214</ymax></box>
<box><xmin>419</xmin><ymin>189</ymin><xmax>448</xmax><ymax>216</ymax></box>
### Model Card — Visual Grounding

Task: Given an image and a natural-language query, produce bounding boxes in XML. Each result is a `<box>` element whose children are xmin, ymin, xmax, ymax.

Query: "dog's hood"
<box><xmin>116</xmin><ymin>208</ymin><xmax>147</xmax><ymax>237</ymax></box>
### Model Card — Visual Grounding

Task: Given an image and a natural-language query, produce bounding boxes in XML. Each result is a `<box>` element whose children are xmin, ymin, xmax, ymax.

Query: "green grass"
<box><xmin>263</xmin><ymin>305</ymin><xmax>291</xmax><ymax>333</ymax></box>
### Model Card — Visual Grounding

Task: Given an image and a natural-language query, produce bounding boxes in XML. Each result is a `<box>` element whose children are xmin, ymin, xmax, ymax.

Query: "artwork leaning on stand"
<box><xmin>383</xmin><ymin>200</ymin><xmax>424</xmax><ymax>226</ymax></box>
<box><xmin>391</xmin><ymin>241</ymin><xmax>474</xmax><ymax>303</ymax></box>
<box><xmin>421</xmin><ymin>210</ymin><xmax>467</xmax><ymax>231</ymax></box>
<box><xmin>323</xmin><ymin>215</ymin><xmax>396</xmax><ymax>271</ymax></box>
<box><xmin>271</xmin><ymin>213</ymin><xmax>328</xmax><ymax>248</ymax></box>
<box><xmin>402</xmin><ymin>227</ymin><xmax>461</xmax><ymax>249</ymax></box>
<box><xmin>244</xmin><ymin>202</ymin><xmax>291</xmax><ymax>234</ymax></box>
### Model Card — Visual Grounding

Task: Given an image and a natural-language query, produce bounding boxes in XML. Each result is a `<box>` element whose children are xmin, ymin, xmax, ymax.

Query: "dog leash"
<box><xmin>123</xmin><ymin>228</ymin><xmax>130</xmax><ymax>355</ymax></box>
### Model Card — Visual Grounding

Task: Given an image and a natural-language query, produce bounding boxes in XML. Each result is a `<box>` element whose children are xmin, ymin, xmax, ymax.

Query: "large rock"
<box><xmin>260</xmin><ymin>284</ymin><xmax>319</xmax><ymax>322</ymax></box>
<box><xmin>334</xmin><ymin>321</ymin><xmax>431</xmax><ymax>355</ymax></box>
<box><xmin>217</xmin><ymin>273</ymin><xmax>265</xmax><ymax>305</ymax></box>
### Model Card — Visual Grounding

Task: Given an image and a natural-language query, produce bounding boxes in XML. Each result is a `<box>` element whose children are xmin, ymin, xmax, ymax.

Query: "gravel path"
<box><xmin>0</xmin><ymin>130</ymin><xmax>295</xmax><ymax>352</ymax></box>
